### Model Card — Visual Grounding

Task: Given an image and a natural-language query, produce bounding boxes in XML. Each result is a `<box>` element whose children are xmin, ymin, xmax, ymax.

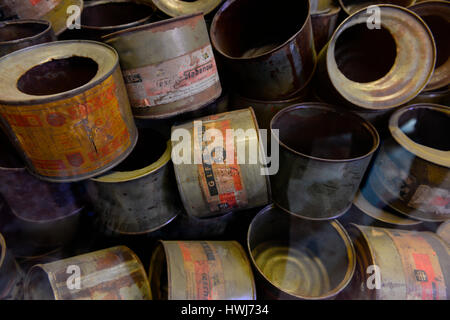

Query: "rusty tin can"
<box><xmin>314</xmin><ymin>5</ymin><xmax>435</xmax><ymax>115</ymax></box>
<box><xmin>104</xmin><ymin>13</ymin><xmax>222</xmax><ymax>119</ymax></box>
<box><xmin>270</xmin><ymin>103</ymin><xmax>379</xmax><ymax>220</ymax></box>
<box><xmin>24</xmin><ymin>246</ymin><xmax>151</xmax><ymax>300</ymax></box>
<box><xmin>310</xmin><ymin>0</ymin><xmax>341</xmax><ymax>52</ymax></box>
<box><xmin>247</xmin><ymin>205</ymin><xmax>356</xmax><ymax>300</ymax></box>
<box><xmin>0</xmin><ymin>40</ymin><xmax>137</xmax><ymax>182</ymax></box>
<box><xmin>151</xmin><ymin>0</ymin><xmax>223</xmax><ymax>17</ymax></box>
<box><xmin>86</xmin><ymin>128</ymin><xmax>181</xmax><ymax>235</ymax></box>
<box><xmin>409</xmin><ymin>1</ymin><xmax>450</xmax><ymax>91</ymax></box>
<box><xmin>437</xmin><ymin>221</ymin><xmax>450</xmax><ymax>245</ymax></box>
<box><xmin>365</xmin><ymin>104</ymin><xmax>450</xmax><ymax>222</ymax></box>
<box><xmin>338</xmin><ymin>0</ymin><xmax>416</xmax><ymax>15</ymax></box>
<box><xmin>210</xmin><ymin>0</ymin><xmax>316</xmax><ymax>100</ymax></box>
<box><xmin>149</xmin><ymin>240</ymin><xmax>256</xmax><ymax>300</ymax></box>
<box><xmin>171</xmin><ymin>108</ymin><xmax>270</xmax><ymax>219</ymax></box>
<box><xmin>345</xmin><ymin>224</ymin><xmax>449</xmax><ymax>299</ymax></box>
<box><xmin>0</xmin><ymin>19</ymin><xmax>55</xmax><ymax>58</ymax></box>
<box><xmin>0</xmin><ymin>233</ymin><xmax>24</xmax><ymax>300</ymax></box>
<box><xmin>2</xmin><ymin>0</ymin><xmax>83</xmax><ymax>36</ymax></box>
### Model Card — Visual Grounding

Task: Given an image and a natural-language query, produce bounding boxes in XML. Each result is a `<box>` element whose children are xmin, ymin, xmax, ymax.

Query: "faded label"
<box><xmin>123</xmin><ymin>44</ymin><xmax>219</xmax><ymax>108</ymax></box>
<box><xmin>409</xmin><ymin>185</ymin><xmax>450</xmax><ymax>216</ymax></box>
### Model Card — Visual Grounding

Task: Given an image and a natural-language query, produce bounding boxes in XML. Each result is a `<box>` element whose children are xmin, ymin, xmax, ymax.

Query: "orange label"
<box><xmin>0</xmin><ymin>75</ymin><xmax>133</xmax><ymax>178</ymax></box>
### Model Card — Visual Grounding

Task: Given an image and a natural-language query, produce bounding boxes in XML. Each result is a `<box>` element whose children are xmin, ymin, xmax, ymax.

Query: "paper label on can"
<box><xmin>122</xmin><ymin>44</ymin><xmax>219</xmax><ymax>108</ymax></box>
<box><xmin>386</xmin><ymin>230</ymin><xmax>446</xmax><ymax>300</ymax></box>
<box><xmin>177</xmin><ymin>241</ymin><xmax>226</xmax><ymax>300</ymax></box>
<box><xmin>193</xmin><ymin>117</ymin><xmax>248</xmax><ymax>213</ymax></box>
<box><xmin>0</xmin><ymin>75</ymin><xmax>133</xmax><ymax>178</ymax></box>
<box><xmin>408</xmin><ymin>185</ymin><xmax>450</xmax><ymax>216</ymax></box>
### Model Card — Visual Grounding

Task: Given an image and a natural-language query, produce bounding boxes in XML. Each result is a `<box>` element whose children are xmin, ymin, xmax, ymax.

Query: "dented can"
<box><xmin>86</xmin><ymin>128</ymin><xmax>181</xmax><ymax>235</ymax></box>
<box><xmin>171</xmin><ymin>108</ymin><xmax>270</xmax><ymax>219</ymax></box>
<box><xmin>338</xmin><ymin>0</ymin><xmax>416</xmax><ymax>15</ymax></box>
<box><xmin>247</xmin><ymin>205</ymin><xmax>356</xmax><ymax>300</ymax></box>
<box><xmin>365</xmin><ymin>104</ymin><xmax>450</xmax><ymax>222</ymax></box>
<box><xmin>104</xmin><ymin>13</ymin><xmax>222</xmax><ymax>119</ymax></box>
<box><xmin>24</xmin><ymin>246</ymin><xmax>151</xmax><ymax>300</ymax></box>
<box><xmin>345</xmin><ymin>224</ymin><xmax>449</xmax><ymax>299</ymax></box>
<box><xmin>148</xmin><ymin>240</ymin><xmax>256</xmax><ymax>300</ymax></box>
<box><xmin>310</xmin><ymin>0</ymin><xmax>341</xmax><ymax>52</ymax></box>
<box><xmin>0</xmin><ymin>233</ymin><xmax>24</xmax><ymax>300</ymax></box>
<box><xmin>151</xmin><ymin>0</ymin><xmax>223</xmax><ymax>17</ymax></box>
<box><xmin>210</xmin><ymin>0</ymin><xmax>316</xmax><ymax>100</ymax></box>
<box><xmin>0</xmin><ymin>40</ymin><xmax>137</xmax><ymax>182</ymax></box>
<box><xmin>0</xmin><ymin>19</ymin><xmax>55</xmax><ymax>58</ymax></box>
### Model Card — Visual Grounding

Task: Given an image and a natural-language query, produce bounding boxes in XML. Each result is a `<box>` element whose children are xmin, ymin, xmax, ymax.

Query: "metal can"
<box><xmin>148</xmin><ymin>240</ymin><xmax>256</xmax><ymax>300</ymax></box>
<box><xmin>210</xmin><ymin>0</ymin><xmax>316</xmax><ymax>100</ymax></box>
<box><xmin>0</xmin><ymin>19</ymin><xmax>55</xmax><ymax>58</ymax></box>
<box><xmin>85</xmin><ymin>128</ymin><xmax>181</xmax><ymax>235</ymax></box>
<box><xmin>24</xmin><ymin>246</ymin><xmax>151</xmax><ymax>300</ymax></box>
<box><xmin>151</xmin><ymin>0</ymin><xmax>223</xmax><ymax>17</ymax></box>
<box><xmin>0</xmin><ymin>233</ymin><xmax>24</xmax><ymax>300</ymax></box>
<box><xmin>345</xmin><ymin>224</ymin><xmax>449</xmax><ymax>300</ymax></box>
<box><xmin>104</xmin><ymin>13</ymin><xmax>222</xmax><ymax>119</ymax></box>
<box><xmin>365</xmin><ymin>104</ymin><xmax>450</xmax><ymax>222</ymax></box>
<box><xmin>270</xmin><ymin>103</ymin><xmax>379</xmax><ymax>220</ymax></box>
<box><xmin>410</xmin><ymin>85</ymin><xmax>450</xmax><ymax>105</ymax></box>
<box><xmin>247</xmin><ymin>205</ymin><xmax>356</xmax><ymax>300</ymax></box>
<box><xmin>437</xmin><ymin>221</ymin><xmax>450</xmax><ymax>245</ymax></box>
<box><xmin>171</xmin><ymin>108</ymin><xmax>270</xmax><ymax>219</ymax></box>
<box><xmin>409</xmin><ymin>1</ymin><xmax>450</xmax><ymax>91</ymax></box>
<box><xmin>310</xmin><ymin>0</ymin><xmax>341</xmax><ymax>52</ymax></box>
<box><xmin>0</xmin><ymin>40</ymin><xmax>138</xmax><ymax>182</ymax></box>
<box><xmin>2</xmin><ymin>0</ymin><xmax>83</xmax><ymax>36</ymax></box>
<box><xmin>338</xmin><ymin>0</ymin><xmax>416</xmax><ymax>15</ymax></box>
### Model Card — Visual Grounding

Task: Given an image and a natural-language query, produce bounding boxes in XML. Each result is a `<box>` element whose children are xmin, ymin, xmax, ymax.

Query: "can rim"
<box><xmin>338</xmin><ymin>0</ymin><xmax>416</xmax><ymax>16</ymax></box>
<box><xmin>151</xmin><ymin>0</ymin><xmax>222</xmax><ymax>18</ymax></box>
<box><xmin>0</xmin><ymin>19</ymin><xmax>53</xmax><ymax>46</ymax></box>
<box><xmin>0</xmin><ymin>233</ymin><xmax>6</xmax><ymax>269</ymax></box>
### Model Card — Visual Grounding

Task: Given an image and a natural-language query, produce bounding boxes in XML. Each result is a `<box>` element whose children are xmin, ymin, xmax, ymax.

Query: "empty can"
<box><xmin>247</xmin><ymin>205</ymin><xmax>356</xmax><ymax>300</ymax></box>
<box><xmin>148</xmin><ymin>240</ymin><xmax>256</xmax><ymax>300</ymax></box>
<box><xmin>0</xmin><ymin>40</ymin><xmax>137</xmax><ymax>182</ymax></box>
<box><xmin>24</xmin><ymin>246</ymin><xmax>151</xmax><ymax>300</ymax></box>
<box><xmin>310</xmin><ymin>0</ymin><xmax>341</xmax><ymax>51</ymax></box>
<box><xmin>151</xmin><ymin>0</ymin><xmax>223</xmax><ymax>17</ymax></box>
<box><xmin>270</xmin><ymin>103</ymin><xmax>379</xmax><ymax>220</ymax></box>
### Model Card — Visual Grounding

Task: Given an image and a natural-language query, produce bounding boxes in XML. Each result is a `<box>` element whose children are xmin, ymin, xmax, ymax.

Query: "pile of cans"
<box><xmin>0</xmin><ymin>0</ymin><xmax>448</xmax><ymax>300</ymax></box>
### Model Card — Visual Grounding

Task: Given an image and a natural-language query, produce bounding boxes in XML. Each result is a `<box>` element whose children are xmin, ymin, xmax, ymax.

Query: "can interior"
<box><xmin>16</xmin><ymin>56</ymin><xmax>99</xmax><ymax>96</ymax></box>
<box><xmin>398</xmin><ymin>107</ymin><xmax>450</xmax><ymax>152</ymax></box>
<box><xmin>272</xmin><ymin>106</ymin><xmax>377</xmax><ymax>160</ymax></box>
<box><xmin>26</xmin><ymin>267</ymin><xmax>56</xmax><ymax>300</ymax></box>
<box><xmin>82</xmin><ymin>2</ymin><xmax>153</xmax><ymax>27</ymax></box>
<box><xmin>420</xmin><ymin>14</ymin><xmax>449</xmax><ymax>69</ymax></box>
<box><xmin>148</xmin><ymin>243</ymin><xmax>169</xmax><ymax>300</ymax></box>
<box><xmin>211</xmin><ymin>0</ymin><xmax>309</xmax><ymax>58</ymax></box>
<box><xmin>248</xmin><ymin>206</ymin><xmax>352</xmax><ymax>298</ymax></box>
<box><xmin>0</xmin><ymin>22</ymin><xmax>48</xmax><ymax>42</ymax></box>
<box><xmin>334</xmin><ymin>24</ymin><xmax>397</xmax><ymax>83</ymax></box>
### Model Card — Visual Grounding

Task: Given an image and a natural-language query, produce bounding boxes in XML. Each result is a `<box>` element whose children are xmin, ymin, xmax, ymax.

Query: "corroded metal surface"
<box><xmin>149</xmin><ymin>240</ymin><xmax>255</xmax><ymax>300</ymax></box>
<box><xmin>151</xmin><ymin>0</ymin><xmax>222</xmax><ymax>17</ymax></box>
<box><xmin>0</xmin><ymin>40</ymin><xmax>137</xmax><ymax>182</ymax></box>
<box><xmin>24</xmin><ymin>246</ymin><xmax>151</xmax><ymax>300</ymax></box>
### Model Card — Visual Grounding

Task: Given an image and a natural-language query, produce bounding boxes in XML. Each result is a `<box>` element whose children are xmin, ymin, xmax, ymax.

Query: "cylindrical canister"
<box><xmin>24</xmin><ymin>246</ymin><xmax>151</xmax><ymax>300</ymax></box>
<box><xmin>151</xmin><ymin>0</ymin><xmax>223</xmax><ymax>17</ymax></box>
<box><xmin>345</xmin><ymin>225</ymin><xmax>449</xmax><ymax>300</ymax></box>
<box><xmin>0</xmin><ymin>19</ymin><xmax>55</xmax><ymax>58</ymax></box>
<box><xmin>2</xmin><ymin>0</ymin><xmax>83</xmax><ymax>35</ymax></box>
<box><xmin>86</xmin><ymin>128</ymin><xmax>181</xmax><ymax>235</ymax></box>
<box><xmin>247</xmin><ymin>205</ymin><xmax>356</xmax><ymax>300</ymax></box>
<box><xmin>409</xmin><ymin>1</ymin><xmax>450</xmax><ymax>91</ymax></box>
<box><xmin>104</xmin><ymin>13</ymin><xmax>222</xmax><ymax>119</ymax></box>
<box><xmin>0</xmin><ymin>233</ymin><xmax>24</xmax><ymax>300</ymax></box>
<box><xmin>148</xmin><ymin>240</ymin><xmax>256</xmax><ymax>300</ymax></box>
<box><xmin>171</xmin><ymin>108</ymin><xmax>270</xmax><ymax>219</ymax></box>
<box><xmin>310</xmin><ymin>0</ymin><xmax>341</xmax><ymax>52</ymax></box>
<box><xmin>210</xmin><ymin>0</ymin><xmax>316</xmax><ymax>100</ymax></box>
<box><xmin>0</xmin><ymin>40</ymin><xmax>138</xmax><ymax>182</ymax></box>
<box><xmin>270</xmin><ymin>103</ymin><xmax>379</xmax><ymax>220</ymax></box>
<box><xmin>437</xmin><ymin>221</ymin><xmax>450</xmax><ymax>245</ymax></box>
<box><xmin>338</xmin><ymin>0</ymin><xmax>416</xmax><ymax>15</ymax></box>
<box><xmin>365</xmin><ymin>104</ymin><xmax>450</xmax><ymax>222</ymax></box>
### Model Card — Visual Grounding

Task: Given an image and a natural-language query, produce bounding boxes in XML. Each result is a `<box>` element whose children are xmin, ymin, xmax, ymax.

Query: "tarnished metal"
<box><xmin>345</xmin><ymin>225</ymin><xmax>449</xmax><ymax>299</ymax></box>
<box><xmin>0</xmin><ymin>20</ymin><xmax>55</xmax><ymax>58</ymax></box>
<box><xmin>171</xmin><ymin>108</ymin><xmax>270</xmax><ymax>219</ymax></box>
<box><xmin>86</xmin><ymin>128</ymin><xmax>181</xmax><ymax>235</ymax></box>
<box><xmin>310</xmin><ymin>0</ymin><xmax>341</xmax><ymax>52</ymax></box>
<box><xmin>104</xmin><ymin>13</ymin><xmax>222</xmax><ymax>119</ymax></box>
<box><xmin>437</xmin><ymin>221</ymin><xmax>450</xmax><ymax>245</ymax></box>
<box><xmin>0</xmin><ymin>233</ymin><xmax>24</xmax><ymax>300</ymax></box>
<box><xmin>314</xmin><ymin>5</ymin><xmax>435</xmax><ymax>115</ymax></box>
<box><xmin>151</xmin><ymin>0</ymin><xmax>222</xmax><ymax>17</ymax></box>
<box><xmin>0</xmin><ymin>40</ymin><xmax>137</xmax><ymax>182</ymax></box>
<box><xmin>365</xmin><ymin>104</ymin><xmax>450</xmax><ymax>222</ymax></box>
<box><xmin>24</xmin><ymin>246</ymin><xmax>151</xmax><ymax>300</ymax></box>
<box><xmin>61</xmin><ymin>0</ymin><xmax>154</xmax><ymax>40</ymax></box>
<box><xmin>2</xmin><ymin>0</ymin><xmax>83</xmax><ymax>35</ymax></box>
<box><xmin>409</xmin><ymin>1</ymin><xmax>450</xmax><ymax>91</ymax></box>
<box><xmin>149</xmin><ymin>240</ymin><xmax>256</xmax><ymax>300</ymax></box>
<box><xmin>247</xmin><ymin>205</ymin><xmax>355</xmax><ymax>300</ymax></box>
<box><xmin>210</xmin><ymin>0</ymin><xmax>316</xmax><ymax>100</ymax></box>
<box><xmin>270</xmin><ymin>103</ymin><xmax>379</xmax><ymax>220</ymax></box>
<box><xmin>338</xmin><ymin>0</ymin><xmax>416</xmax><ymax>15</ymax></box>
